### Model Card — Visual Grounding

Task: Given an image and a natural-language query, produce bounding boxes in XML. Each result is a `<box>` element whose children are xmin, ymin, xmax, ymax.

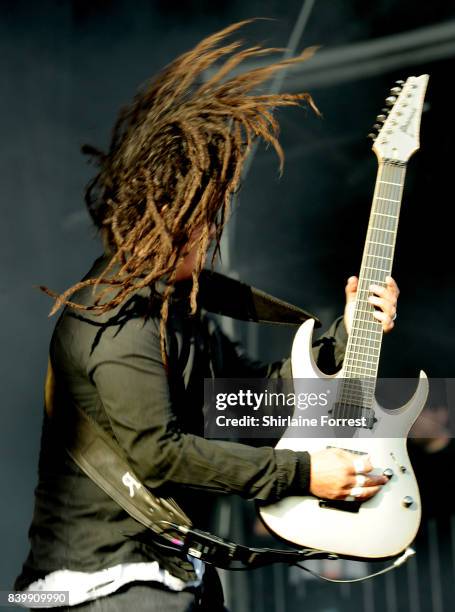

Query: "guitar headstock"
<box><xmin>368</xmin><ymin>75</ymin><xmax>429</xmax><ymax>163</ymax></box>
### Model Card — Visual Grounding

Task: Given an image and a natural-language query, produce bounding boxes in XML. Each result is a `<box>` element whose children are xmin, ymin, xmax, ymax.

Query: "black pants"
<box><xmin>46</xmin><ymin>566</ymin><xmax>226</xmax><ymax>612</ymax></box>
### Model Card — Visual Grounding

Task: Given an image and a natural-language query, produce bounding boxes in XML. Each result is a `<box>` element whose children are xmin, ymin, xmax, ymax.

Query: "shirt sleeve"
<box><xmin>87</xmin><ymin>315</ymin><xmax>310</xmax><ymax>503</ymax></box>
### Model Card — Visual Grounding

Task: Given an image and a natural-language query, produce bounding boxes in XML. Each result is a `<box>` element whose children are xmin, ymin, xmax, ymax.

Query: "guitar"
<box><xmin>259</xmin><ymin>75</ymin><xmax>430</xmax><ymax>560</ymax></box>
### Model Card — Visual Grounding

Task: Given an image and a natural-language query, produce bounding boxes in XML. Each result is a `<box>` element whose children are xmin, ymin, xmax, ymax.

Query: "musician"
<box><xmin>14</xmin><ymin>22</ymin><xmax>398</xmax><ymax>611</ymax></box>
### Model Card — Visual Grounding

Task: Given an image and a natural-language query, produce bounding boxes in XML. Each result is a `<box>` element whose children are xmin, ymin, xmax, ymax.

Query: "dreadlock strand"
<box><xmin>189</xmin><ymin>224</ymin><xmax>211</xmax><ymax>314</ymax></box>
<box><xmin>199</xmin><ymin>45</ymin><xmax>284</xmax><ymax>92</ymax></box>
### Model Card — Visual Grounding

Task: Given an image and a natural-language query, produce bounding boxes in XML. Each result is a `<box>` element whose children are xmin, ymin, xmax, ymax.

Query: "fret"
<box><xmin>337</xmin><ymin>391</ymin><xmax>375</xmax><ymax>401</ymax></box>
<box><xmin>339</xmin><ymin>386</ymin><xmax>376</xmax><ymax>396</ymax></box>
<box><xmin>340</xmin><ymin>386</ymin><xmax>376</xmax><ymax>396</ymax></box>
<box><xmin>371</xmin><ymin>212</ymin><xmax>397</xmax><ymax>219</ymax></box>
<box><xmin>343</xmin><ymin>365</ymin><xmax>377</xmax><ymax>375</ymax></box>
<box><xmin>365</xmin><ymin>254</ymin><xmax>393</xmax><ymax>261</ymax></box>
<box><xmin>340</xmin><ymin>378</ymin><xmax>376</xmax><ymax>388</ymax></box>
<box><xmin>334</xmin><ymin>405</ymin><xmax>374</xmax><ymax>415</ymax></box>
<box><xmin>337</xmin><ymin>394</ymin><xmax>375</xmax><ymax>406</ymax></box>
<box><xmin>353</xmin><ymin>306</ymin><xmax>383</xmax><ymax>316</ymax></box>
<box><xmin>343</xmin><ymin>359</ymin><xmax>377</xmax><ymax>371</ymax></box>
<box><xmin>365</xmin><ymin>240</ymin><xmax>393</xmax><ymax>248</ymax></box>
<box><xmin>378</xmin><ymin>180</ymin><xmax>402</xmax><ymax>186</ymax></box>
<box><xmin>349</xmin><ymin>332</ymin><xmax>383</xmax><ymax>343</ymax></box>
<box><xmin>349</xmin><ymin>327</ymin><xmax>382</xmax><ymax>335</ymax></box>
<box><xmin>348</xmin><ymin>349</ymin><xmax>381</xmax><ymax>361</ymax></box>
<box><xmin>349</xmin><ymin>336</ymin><xmax>382</xmax><ymax>347</ymax></box>
<box><xmin>342</xmin><ymin>370</ymin><xmax>377</xmax><ymax>379</ymax></box>
<box><xmin>348</xmin><ymin>335</ymin><xmax>380</xmax><ymax>342</ymax></box>
<box><xmin>368</xmin><ymin>217</ymin><xmax>398</xmax><ymax>231</ymax></box>
<box><xmin>347</xmin><ymin>334</ymin><xmax>381</xmax><ymax>344</ymax></box>
<box><xmin>343</xmin><ymin>365</ymin><xmax>378</xmax><ymax>375</ymax></box>
<box><xmin>349</xmin><ymin>332</ymin><xmax>382</xmax><ymax>343</ymax></box>
<box><xmin>349</xmin><ymin>332</ymin><xmax>382</xmax><ymax>344</ymax></box>
<box><xmin>372</xmin><ymin>201</ymin><xmax>401</xmax><ymax>216</ymax></box>
<box><xmin>375</xmin><ymin>197</ymin><xmax>401</xmax><ymax>203</ymax></box>
<box><xmin>346</xmin><ymin>346</ymin><xmax>381</xmax><ymax>358</ymax></box>
<box><xmin>342</xmin><ymin>370</ymin><xmax>378</xmax><ymax>379</ymax></box>
<box><xmin>347</xmin><ymin>337</ymin><xmax>381</xmax><ymax>349</ymax></box>
<box><xmin>368</xmin><ymin>227</ymin><xmax>396</xmax><ymax>233</ymax></box>
<box><xmin>351</xmin><ymin>308</ymin><xmax>381</xmax><ymax>316</ymax></box>
<box><xmin>339</xmin><ymin>377</ymin><xmax>377</xmax><ymax>387</ymax></box>
<box><xmin>347</xmin><ymin>349</ymin><xmax>381</xmax><ymax>360</ymax></box>
<box><xmin>363</xmin><ymin>265</ymin><xmax>391</xmax><ymax>273</ymax></box>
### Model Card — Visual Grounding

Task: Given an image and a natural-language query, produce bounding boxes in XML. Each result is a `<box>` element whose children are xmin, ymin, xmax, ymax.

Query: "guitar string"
<box><xmin>339</xmin><ymin>162</ymin><xmax>404</xmax><ymax>416</ymax></box>
<box><xmin>338</xmin><ymin>161</ymin><xmax>406</xmax><ymax>419</ymax></box>
<box><xmin>335</xmin><ymin>161</ymin><xmax>406</xmax><ymax>424</ymax></box>
<box><xmin>336</xmin><ymin>161</ymin><xmax>391</xmax><ymax>420</ymax></box>
<box><xmin>346</xmin><ymin>162</ymin><xmax>401</xmax><ymax>378</ymax></box>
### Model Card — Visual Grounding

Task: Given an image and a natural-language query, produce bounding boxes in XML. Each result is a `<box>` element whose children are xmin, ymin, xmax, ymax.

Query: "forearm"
<box><xmin>91</xmin><ymin>356</ymin><xmax>311</xmax><ymax>504</ymax></box>
<box><xmin>123</xmin><ymin>421</ymin><xmax>311</xmax><ymax>502</ymax></box>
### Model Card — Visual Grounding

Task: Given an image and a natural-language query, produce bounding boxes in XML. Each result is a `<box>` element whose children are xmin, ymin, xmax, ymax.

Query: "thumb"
<box><xmin>345</xmin><ymin>276</ymin><xmax>358</xmax><ymax>302</ymax></box>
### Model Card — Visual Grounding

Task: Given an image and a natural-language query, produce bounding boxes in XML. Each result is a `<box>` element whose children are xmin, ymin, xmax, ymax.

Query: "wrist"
<box><xmin>289</xmin><ymin>451</ymin><xmax>311</xmax><ymax>495</ymax></box>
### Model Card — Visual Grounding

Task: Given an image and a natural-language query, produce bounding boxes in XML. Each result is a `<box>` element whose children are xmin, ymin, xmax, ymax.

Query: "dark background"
<box><xmin>1</xmin><ymin>1</ymin><xmax>454</xmax><ymax>610</ymax></box>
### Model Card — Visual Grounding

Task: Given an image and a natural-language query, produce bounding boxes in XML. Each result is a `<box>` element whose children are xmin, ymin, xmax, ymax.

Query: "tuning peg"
<box><xmin>373</xmin><ymin>123</ymin><xmax>382</xmax><ymax>130</ymax></box>
<box><xmin>390</xmin><ymin>86</ymin><xmax>402</xmax><ymax>95</ymax></box>
<box><xmin>395</xmin><ymin>79</ymin><xmax>405</xmax><ymax>85</ymax></box>
<box><xmin>385</xmin><ymin>96</ymin><xmax>397</xmax><ymax>106</ymax></box>
<box><xmin>376</xmin><ymin>114</ymin><xmax>387</xmax><ymax>122</ymax></box>
<box><xmin>367</xmin><ymin>133</ymin><xmax>376</xmax><ymax>140</ymax></box>
<box><xmin>381</xmin><ymin>108</ymin><xmax>390</xmax><ymax>114</ymax></box>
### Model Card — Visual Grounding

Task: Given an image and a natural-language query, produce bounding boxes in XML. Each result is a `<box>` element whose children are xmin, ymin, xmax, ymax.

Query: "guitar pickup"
<box><xmin>318</xmin><ymin>499</ymin><xmax>361</xmax><ymax>513</ymax></box>
<box><xmin>326</xmin><ymin>446</ymin><xmax>368</xmax><ymax>455</ymax></box>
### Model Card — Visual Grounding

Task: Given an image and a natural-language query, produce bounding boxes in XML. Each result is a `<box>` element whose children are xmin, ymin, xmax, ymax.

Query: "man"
<box><xmin>14</xmin><ymin>21</ymin><xmax>398</xmax><ymax>611</ymax></box>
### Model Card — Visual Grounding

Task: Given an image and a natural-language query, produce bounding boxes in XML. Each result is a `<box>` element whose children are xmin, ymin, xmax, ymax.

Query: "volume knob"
<box><xmin>402</xmin><ymin>496</ymin><xmax>414</xmax><ymax>508</ymax></box>
<box><xmin>383</xmin><ymin>468</ymin><xmax>394</xmax><ymax>479</ymax></box>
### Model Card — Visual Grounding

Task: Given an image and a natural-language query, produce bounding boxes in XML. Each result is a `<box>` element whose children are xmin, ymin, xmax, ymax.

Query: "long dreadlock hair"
<box><xmin>41</xmin><ymin>20</ymin><xmax>319</xmax><ymax>364</ymax></box>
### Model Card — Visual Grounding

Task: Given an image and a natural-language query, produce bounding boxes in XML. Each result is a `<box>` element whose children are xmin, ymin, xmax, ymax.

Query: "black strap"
<box><xmin>61</xmin><ymin>402</ymin><xmax>191</xmax><ymax>536</ymax></box>
<box><xmin>198</xmin><ymin>270</ymin><xmax>321</xmax><ymax>327</ymax></box>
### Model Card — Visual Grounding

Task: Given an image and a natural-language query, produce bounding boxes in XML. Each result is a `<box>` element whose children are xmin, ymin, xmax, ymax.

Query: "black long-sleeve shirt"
<box><xmin>15</xmin><ymin>255</ymin><xmax>347</xmax><ymax>587</ymax></box>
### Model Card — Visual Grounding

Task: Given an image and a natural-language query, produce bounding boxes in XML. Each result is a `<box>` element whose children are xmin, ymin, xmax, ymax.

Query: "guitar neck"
<box><xmin>341</xmin><ymin>160</ymin><xmax>407</xmax><ymax>402</ymax></box>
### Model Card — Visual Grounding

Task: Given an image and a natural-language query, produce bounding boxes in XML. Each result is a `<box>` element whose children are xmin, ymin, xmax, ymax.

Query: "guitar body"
<box><xmin>259</xmin><ymin>319</ymin><xmax>429</xmax><ymax>560</ymax></box>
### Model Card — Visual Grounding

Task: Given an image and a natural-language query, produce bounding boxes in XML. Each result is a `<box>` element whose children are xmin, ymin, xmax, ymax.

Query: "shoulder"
<box><xmin>50</xmin><ymin>255</ymin><xmax>162</xmax><ymax>372</ymax></box>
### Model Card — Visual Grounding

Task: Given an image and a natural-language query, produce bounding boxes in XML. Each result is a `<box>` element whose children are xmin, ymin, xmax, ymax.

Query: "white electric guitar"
<box><xmin>259</xmin><ymin>75</ymin><xmax>430</xmax><ymax>560</ymax></box>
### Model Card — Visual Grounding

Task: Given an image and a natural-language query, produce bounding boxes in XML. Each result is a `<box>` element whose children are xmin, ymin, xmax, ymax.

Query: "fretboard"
<box><xmin>339</xmin><ymin>160</ymin><xmax>406</xmax><ymax>411</ymax></box>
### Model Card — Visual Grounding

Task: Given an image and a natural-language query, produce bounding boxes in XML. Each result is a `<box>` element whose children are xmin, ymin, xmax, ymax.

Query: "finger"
<box><xmin>372</xmin><ymin>309</ymin><xmax>395</xmax><ymax>331</ymax></box>
<box><xmin>357</xmin><ymin>485</ymin><xmax>383</xmax><ymax>501</ymax></box>
<box><xmin>368</xmin><ymin>295</ymin><xmax>397</xmax><ymax>318</ymax></box>
<box><xmin>369</xmin><ymin>284</ymin><xmax>398</xmax><ymax>303</ymax></box>
<box><xmin>369</xmin><ymin>276</ymin><xmax>400</xmax><ymax>306</ymax></box>
<box><xmin>385</xmin><ymin>275</ymin><xmax>400</xmax><ymax>296</ymax></box>
<box><xmin>339</xmin><ymin>485</ymin><xmax>382</xmax><ymax>501</ymax></box>
<box><xmin>346</xmin><ymin>474</ymin><xmax>388</xmax><ymax>488</ymax></box>
<box><xmin>349</xmin><ymin>455</ymin><xmax>373</xmax><ymax>474</ymax></box>
<box><xmin>345</xmin><ymin>276</ymin><xmax>358</xmax><ymax>300</ymax></box>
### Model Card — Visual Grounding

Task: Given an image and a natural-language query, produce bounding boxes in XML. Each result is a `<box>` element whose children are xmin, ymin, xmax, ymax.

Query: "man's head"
<box><xmin>43</xmin><ymin>19</ymin><xmax>318</xmax><ymax>360</ymax></box>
